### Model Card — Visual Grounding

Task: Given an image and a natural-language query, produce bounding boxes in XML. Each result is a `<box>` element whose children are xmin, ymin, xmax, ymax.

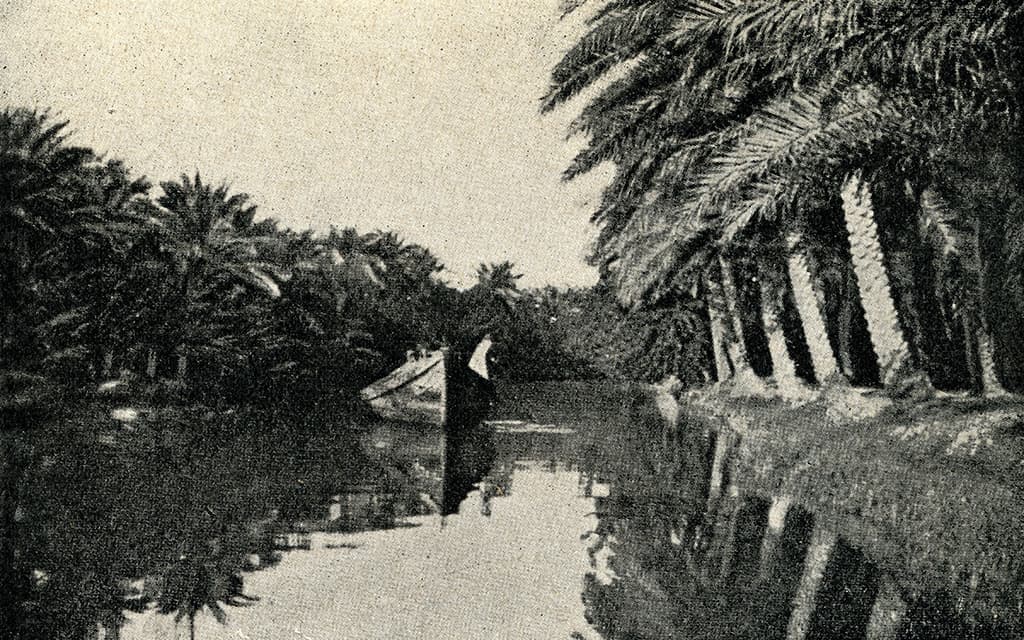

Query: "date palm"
<box><xmin>0</xmin><ymin>108</ymin><xmax>96</xmax><ymax>372</ymax></box>
<box><xmin>546</xmin><ymin>0</ymin><xmax>1024</xmax><ymax>392</ymax></box>
<box><xmin>35</xmin><ymin>159</ymin><xmax>159</xmax><ymax>379</ymax></box>
<box><xmin>920</xmin><ymin>181</ymin><xmax>1010</xmax><ymax>396</ymax></box>
<box><xmin>155</xmin><ymin>174</ymin><xmax>283</xmax><ymax>382</ymax></box>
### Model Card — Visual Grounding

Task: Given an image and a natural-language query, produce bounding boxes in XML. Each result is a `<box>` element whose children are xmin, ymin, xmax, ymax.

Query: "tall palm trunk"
<box><xmin>977</xmin><ymin>327</ymin><xmax>1008</xmax><ymax>396</ymax></box>
<box><xmin>705</xmin><ymin>271</ymin><xmax>734</xmax><ymax>381</ymax></box>
<box><xmin>921</xmin><ymin>187</ymin><xmax>1007</xmax><ymax>395</ymax></box>
<box><xmin>786</xmin><ymin>234</ymin><xmax>841</xmax><ymax>383</ymax></box>
<box><xmin>759</xmin><ymin>269</ymin><xmax>805</xmax><ymax>394</ymax></box>
<box><xmin>840</xmin><ymin>174</ymin><xmax>927</xmax><ymax>391</ymax></box>
<box><xmin>836</xmin><ymin>269</ymin><xmax>861</xmax><ymax>380</ymax></box>
<box><xmin>718</xmin><ymin>255</ymin><xmax>753</xmax><ymax>375</ymax></box>
<box><xmin>718</xmin><ymin>254</ymin><xmax>769</xmax><ymax>398</ymax></box>
<box><xmin>972</xmin><ymin>218</ymin><xmax>1010</xmax><ymax>397</ymax></box>
<box><xmin>960</xmin><ymin>310</ymin><xmax>984</xmax><ymax>395</ymax></box>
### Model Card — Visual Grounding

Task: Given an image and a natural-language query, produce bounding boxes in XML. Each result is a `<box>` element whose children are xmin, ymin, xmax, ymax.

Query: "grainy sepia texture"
<box><xmin>3</xmin><ymin>2</ymin><xmax>1024</xmax><ymax>640</ymax></box>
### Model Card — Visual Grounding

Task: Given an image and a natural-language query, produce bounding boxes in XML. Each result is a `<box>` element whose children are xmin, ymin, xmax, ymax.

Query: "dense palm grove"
<box><xmin>546</xmin><ymin>0</ymin><xmax>1024</xmax><ymax>397</ymax></box>
<box><xmin>0</xmin><ymin>109</ymin><xmax>506</xmax><ymax>410</ymax></box>
<box><xmin>7</xmin><ymin>0</ymin><xmax>1024</xmax><ymax>637</ymax></box>
<box><xmin>0</xmin><ymin>106</ymin><xmax>694</xmax><ymax>639</ymax></box>
<box><xmin>0</xmin><ymin>107</ymin><xmax>488</xmax><ymax>639</ymax></box>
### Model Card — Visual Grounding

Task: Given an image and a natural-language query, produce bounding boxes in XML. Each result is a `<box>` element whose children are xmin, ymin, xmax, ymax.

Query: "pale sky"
<box><xmin>0</xmin><ymin>1</ymin><xmax>612</xmax><ymax>288</ymax></box>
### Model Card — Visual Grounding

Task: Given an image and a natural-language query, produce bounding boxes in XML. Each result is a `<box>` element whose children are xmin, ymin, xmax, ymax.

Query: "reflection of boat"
<box><xmin>361</xmin><ymin>338</ymin><xmax>498</xmax><ymax>516</ymax></box>
<box><xmin>359</xmin><ymin>338</ymin><xmax>494</xmax><ymax>429</ymax></box>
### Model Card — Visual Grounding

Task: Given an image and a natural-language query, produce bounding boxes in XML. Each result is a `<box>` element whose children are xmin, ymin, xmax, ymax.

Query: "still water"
<box><xmin>120</xmin><ymin>382</ymin><xmax>683</xmax><ymax>640</ymax></box>
<box><xmin>22</xmin><ymin>382</ymin><xmax>1005</xmax><ymax>640</ymax></box>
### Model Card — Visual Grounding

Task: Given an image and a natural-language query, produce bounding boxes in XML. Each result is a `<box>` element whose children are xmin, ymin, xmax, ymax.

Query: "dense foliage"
<box><xmin>0</xmin><ymin>106</ymin><xmax>487</xmax><ymax>638</ymax></box>
<box><xmin>488</xmin><ymin>284</ymin><xmax>711</xmax><ymax>385</ymax></box>
<box><xmin>0</xmin><ymin>106</ymin><xmax>690</xmax><ymax>639</ymax></box>
<box><xmin>546</xmin><ymin>0</ymin><xmax>1024</xmax><ymax>394</ymax></box>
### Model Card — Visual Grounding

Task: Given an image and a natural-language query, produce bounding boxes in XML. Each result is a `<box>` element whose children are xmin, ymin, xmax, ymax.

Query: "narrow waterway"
<box><xmin>128</xmin><ymin>462</ymin><xmax>598</xmax><ymax>639</ymax></box>
<box><xmin>117</xmin><ymin>382</ymin><xmax>690</xmax><ymax>640</ymax></box>
<box><xmin>97</xmin><ymin>382</ymin><xmax>1015</xmax><ymax>639</ymax></box>
<box><xmin>125</xmin><ymin>430</ymin><xmax>604</xmax><ymax>638</ymax></box>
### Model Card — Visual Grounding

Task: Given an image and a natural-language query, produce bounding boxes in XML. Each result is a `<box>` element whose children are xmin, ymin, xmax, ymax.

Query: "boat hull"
<box><xmin>360</xmin><ymin>351</ymin><xmax>446</xmax><ymax>426</ymax></box>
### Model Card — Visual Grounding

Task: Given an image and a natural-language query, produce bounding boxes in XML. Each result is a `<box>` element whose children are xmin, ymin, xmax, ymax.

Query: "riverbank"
<box><xmin>682</xmin><ymin>386</ymin><xmax>1024</xmax><ymax>634</ymax></box>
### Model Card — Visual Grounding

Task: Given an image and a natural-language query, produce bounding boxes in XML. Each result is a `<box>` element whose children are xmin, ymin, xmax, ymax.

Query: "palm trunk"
<box><xmin>705</xmin><ymin>272</ymin><xmax>734</xmax><ymax>381</ymax></box>
<box><xmin>972</xmin><ymin>219</ymin><xmax>1010</xmax><ymax>397</ymax></box>
<box><xmin>977</xmin><ymin>326</ymin><xmax>1008</xmax><ymax>396</ymax></box>
<box><xmin>840</xmin><ymin>173</ymin><xmax>927</xmax><ymax>391</ymax></box>
<box><xmin>786</xmin><ymin>234</ymin><xmax>841</xmax><ymax>383</ymax></box>
<box><xmin>961</xmin><ymin>310</ymin><xmax>984</xmax><ymax>395</ymax></box>
<box><xmin>837</xmin><ymin>271</ymin><xmax>860</xmax><ymax>379</ymax></box>
<box><xmin>759</xmin><ymin>273</ymin><xmax>804</xmax><ymax>394</ymax></box>
<box><xmin>718</xmin><ymin>255</ymin><xmax>754</xmax><ymax>377</ymax></box>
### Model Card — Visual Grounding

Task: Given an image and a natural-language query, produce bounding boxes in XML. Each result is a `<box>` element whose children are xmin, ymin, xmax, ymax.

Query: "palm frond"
<box><xmin>688</xmin><ymin>87</ymin><xmax>902</xmax><ymax>229</ymax></box>
<box><xmin>543</xmin><ymin>0</ymin><xmax>675</xmax><ymax>112</ymax></box>
<box><xmin>607</xmin><ymin>198</ymin><xmax>714</xmax><ymax>307</ymax></box>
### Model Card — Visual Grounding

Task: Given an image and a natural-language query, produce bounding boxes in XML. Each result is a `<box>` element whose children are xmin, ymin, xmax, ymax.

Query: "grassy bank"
<box><xmin>682</xmin><ymin>388</ymin><xmax>1024</xmax><ymax>632</ymax></box>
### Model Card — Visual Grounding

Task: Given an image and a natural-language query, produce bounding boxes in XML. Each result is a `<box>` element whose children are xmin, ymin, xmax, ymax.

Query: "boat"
<box><xmin>360</xmin><ymin>349</ymin><xmax>448</xmax><ymax>426</ymax></box>
<box><xmin>361</xmin><ymin>338</ymin><xmax>497</xmax><ymax>517</ymax></box>
<box><xmin>359</xmin><ymin>337</ymin><xmax>494</xmax><ymax>429</ymax></box>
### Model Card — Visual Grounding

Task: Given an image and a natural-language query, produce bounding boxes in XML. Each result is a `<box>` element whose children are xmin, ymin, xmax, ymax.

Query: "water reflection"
<box><xmin>10</xmin><ymin>384</ymin><xmax>1013</xmax><ymax>639</ymax></box>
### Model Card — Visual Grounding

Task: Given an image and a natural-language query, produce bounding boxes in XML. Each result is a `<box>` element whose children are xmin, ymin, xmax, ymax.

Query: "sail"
<box><xmin>468</xmin><ymin>336</ymin><xmax>492</xmax><ymax>380</ymax></box>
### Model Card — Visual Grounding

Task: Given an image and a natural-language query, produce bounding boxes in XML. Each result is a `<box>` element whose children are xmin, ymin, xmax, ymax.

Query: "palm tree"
<box><xmin>751</xmin><ymin>237</ymin><xmax>814</xmax><ymax>394</ymax></box>
<box><xmin>545</xmin><ymin>0</ymin><xmax>1024</xmax><ymax>393</ymax></box>
<box><xmin>714</xmin><ymin>253</ymin><xmax>763</xmax><ymax>389</ymax></box>
<box><xmin>919</xmin><ymin>186</ymin><xmax>1010</xmax><ymax>396</ymax></box>
<box><xmin>704</xmin><ymin>267</ymin><xmax>735</xmax><ymax>382</ymax></box>
<box><xmin>475</xmin><ymin>261</ymin><xmax>523</xmax><ymax>296</ymax></box>
<box><xmin>155</xmin><ymin>174</ymin><xmax>282</xmax><ymax>388</ymax></box>
<box><xmin>35</xmin><ymin>158</ymin><xmax>160</xmax><ymax>381</ymax></box>
<box><xmin>784</xmin><ymin>233</ymin><xmax>842</xmax><ymax>384</ymax></box>
<box><xmin>0</xmin><ymin>108</ymin><xmax>96</xmax><ymax>373</ymax></box>
<box><xmin>839</xmin><ymin>173</ymin><xmax>921</xmax><ymax>390</ymax></box>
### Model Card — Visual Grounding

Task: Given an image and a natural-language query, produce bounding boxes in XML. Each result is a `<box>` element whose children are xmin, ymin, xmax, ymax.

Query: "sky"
<box><xmin>0</xmin><ymin>0</ymin><xmax>613</xmax><ymax>288</ymax></box>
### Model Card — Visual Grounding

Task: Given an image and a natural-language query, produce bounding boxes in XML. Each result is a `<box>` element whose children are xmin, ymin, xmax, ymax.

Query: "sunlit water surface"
<box><xmin>126</xmin><ymin>426</ymin><xmax>604</xmax><ymax>640</ymax></box>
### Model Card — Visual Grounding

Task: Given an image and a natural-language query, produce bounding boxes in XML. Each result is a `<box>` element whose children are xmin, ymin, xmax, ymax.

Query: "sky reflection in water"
<box><xmin>126</xmin><ymin>427</ymin><xmax>602</xmax><ymax>640</ymax></box>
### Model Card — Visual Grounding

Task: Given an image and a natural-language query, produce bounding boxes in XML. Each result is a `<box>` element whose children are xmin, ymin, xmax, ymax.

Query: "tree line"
<box><xmin>0</xmin><ymin>107</ymin><xmax>561</xmax><ymax>640</ymax></box>
<box><xmin>0</xmin><ymin>107</ymin><xmax>522</xmax><ymax>414</ymax></box>
<box><xmin>0</xmin><ymin>105</ymin><xmax>691</xmax><ymax>640</ymax></box>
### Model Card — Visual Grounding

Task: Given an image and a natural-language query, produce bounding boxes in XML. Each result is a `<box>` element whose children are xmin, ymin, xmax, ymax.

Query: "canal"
<box><xmin>21</xmin><ymin>381</ymin><xmax>1013</xmax><ymax>639</ymax></box>
<box><xmin>120</xmin><ymin>381</ymin><xmax>701</xmax><ymax>640</ymax></box>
